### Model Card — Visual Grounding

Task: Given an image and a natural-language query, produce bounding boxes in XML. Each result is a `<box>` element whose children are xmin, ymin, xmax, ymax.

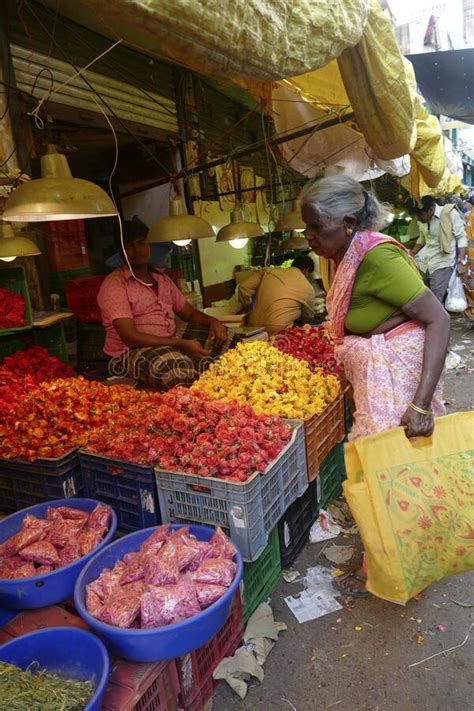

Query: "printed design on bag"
<box><xmin>375</xmin><ymin>451</ymin><xmax>474</xmax><ymax>595</ymax></box>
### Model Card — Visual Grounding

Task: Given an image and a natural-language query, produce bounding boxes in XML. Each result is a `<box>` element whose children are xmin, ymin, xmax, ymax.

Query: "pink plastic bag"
<box><xmin>35</xmin><ymin>565</ymin><xmax>54</xmax><ymax>576</ymax></box>
<box><xmin>160</xmin><ymin>535</ymin><xmax>203</xmax><ymax>572</ymax></box>
<box><xmin>10</xmin><ymin>561</ymin><xmax>36</xmax><ymax>579</ymax></box>
<box><xmin>47</xmin><ymin>519</ymin><xmax>84</xmax><ymax>549</ymax></box>
<box><xmin>144</xmin><ymin>553</ymin><xmax>179</xmax><ymax>586</ymax></box>
<box><xmin>140</xmin><ymin>574</ymin><xmax>201</xmax><ymax>628</ymax></box>
<box><xmin>186</xmin><ymin>541</ymin><xmax>216</xmax><ymax>572</ymax></box>
<box><xmin>210</xmin><ymin>528</ymin><xmax>235</xmax><ymax>559</ymax></box>
<box><xmin>19</xmin><ymin>541</ymin><xmax>59</xmax><ymax>567</ymax></box>
<box><xmin>0</xmin><ymin>556</ymin><xmax>35</xmax><ymax>579</ymax></box>
<box><xmin>140</xmin><ymin>526</ymin><xmax>170</xmax><ymax>555</ymax></box>
<box><xmin>21</xmin><ymin>515</ymin><xmax>50</xmax><ymax>536</ymax></box>
<box><xmin>86</xmin><ymin>588</ymin><xmax>104</xmax><ymax>618</ymax></box>
<box><xmin>78</xmin><ymin>529</ymin><xmax>103</xmax><ymax>556</ymax></box>
<box><xmin>120</xmin><ymin>552</ymin><xmax>147</xmax><ymax>585</ymax></box>
<box><xmin>86</xmin><ymin>504</ymin><xmax>111</xmax><ymax>534</ymax></box>
<box><xmin>99</xmin><ymin>582</ymin><xmax>144</xmax><ymax>628</ymax></box>
<box><xmin>194</xmin><ymin>582</ymin><xmax>227</xmax><ymax>609</ymax></box>
<box><xmin>0</xmin><ymin>527</ymin><xmax>46</xmax><ymax>558</ymax></box>
<box><xmin>57</xmin><ymin>541</ymin><xmax>82</xmax><ymax>568</ymax></box>
<box><xmin>50</xmin><ymin>506</ymin><xmax>89</xmax><ymax>522</ymax></box>
<box><xmin>192</xmin><ymin>559</ymin><xmax>236</xmax><ymax>587</ymax></box>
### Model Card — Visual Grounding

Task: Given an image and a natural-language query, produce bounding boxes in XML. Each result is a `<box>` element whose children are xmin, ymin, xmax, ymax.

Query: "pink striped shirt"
<box><xmin>97</xmin><ymin>267</ymin><xmax>187</xmax><ymax>356</ymax></box>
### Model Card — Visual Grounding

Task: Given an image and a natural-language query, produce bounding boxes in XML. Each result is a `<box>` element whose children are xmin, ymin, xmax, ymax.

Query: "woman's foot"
<box><xmin>332</xmin><ymin>564</ymin><xmax>371</xmax><ymax>598</ymax></box>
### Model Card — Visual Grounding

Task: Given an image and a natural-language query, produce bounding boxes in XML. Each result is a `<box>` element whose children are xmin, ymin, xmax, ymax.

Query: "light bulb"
<box><xmin>172</xmin><ymin>239</ymin><xmax>192</xmax><ymax>247</ymax></box>
<box><xmin>293</xmin><ymin>227</ymin><xmax>306</xmax><ymax>233</ymax></box>
<box><xmin>386</xmin><ymin>212</ymin><xmax>395</xmax><ymax>223</ymax></box>
<box><xmin>229</xmin><ymin>238</ymin><xmax>248</xmax><ymax>249</ymax></box>
<box><xmin>0</xmin><ymin>256</ymin><xmax>16</xmax><ymax>262</ymax></box>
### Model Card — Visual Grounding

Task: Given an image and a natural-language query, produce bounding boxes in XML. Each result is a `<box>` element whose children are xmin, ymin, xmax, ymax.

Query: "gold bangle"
<box><xmin>409</xmin><ymin>401</ymin><xmax>432</xmax><ymax>416</ymax></box>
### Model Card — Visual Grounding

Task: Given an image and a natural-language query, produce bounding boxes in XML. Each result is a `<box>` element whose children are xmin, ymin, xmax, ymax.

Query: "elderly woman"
<box><xmin>301</xmin><ymin>176</ymin><xmax>450</xmax><ymax>595</ymax></box>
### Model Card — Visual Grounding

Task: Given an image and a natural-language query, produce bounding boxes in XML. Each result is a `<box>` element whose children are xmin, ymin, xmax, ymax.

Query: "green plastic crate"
<box><xmin>33</xmin><ymin>323</ymin><xmax>68</xmax><ymax>363</ymax></box>
<box><xmin>241</xmin><ymin>526</ymin><xmax>281</xmax><ymax>622</ymax></box>
<box><xmin>0</xmin><ymin>265</ymin><xmax>33</xmax><ymax>336</ymax></box>
<box><xmin>317</xmin><ymin>443</ymin><xmax>346</xmax><ymax>509</ymax></box>
<box><xmin>77</xmin><ymin>322</ymin><xmax>107</xmax><ymax>362</ymax></box>
<box><xmin>50</xmin><ymin>267</ymin><xmax>92</xmax><ymax>305</ymax></box>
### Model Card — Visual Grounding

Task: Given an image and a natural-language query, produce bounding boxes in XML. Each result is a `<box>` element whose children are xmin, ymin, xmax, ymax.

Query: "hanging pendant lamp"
<box><xmin>2</xmin><ymin>145</ymin><xmax>118</xmax><ymax>222</ymax></box>
<box><xmin>279</xmin><ymin>230</ymin><xmax>309</xmax><ymax>252</ymax></box>
<box><xmin>275</xmin><ymin>197</ymin><xmax>305</xmax><ymax>232</ymax></box>
<box><xmin>148</xmin><ymin>195</ymin><xmax>214</xmax><ymax>246</ymax></box>
<box><xmin>216</xmin><ymin>207</ymin><xmax>264</xmax><ymax>249</ymax></box>
<box><xmin>0</xmin><ymin>222</ymin><xmax>41</xmax><ymax>262</ymax></box>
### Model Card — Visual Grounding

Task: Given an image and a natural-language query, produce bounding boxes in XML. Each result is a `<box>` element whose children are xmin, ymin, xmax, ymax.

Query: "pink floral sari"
<box><xmin>327</xmin><ymin>232</ymin><xmax>445</xmax><ymax>440</ymax></box>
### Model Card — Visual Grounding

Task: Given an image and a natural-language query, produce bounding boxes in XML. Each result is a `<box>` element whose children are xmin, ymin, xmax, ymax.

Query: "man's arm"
<box><xmin>237</xmin><ymin>271</ymin><xmax>264</xmax><ymax>307</ymax></box>
<box><xmin>112</xmin><ymin>318</ymin><xmax>210</xmax><ymax>360</ymax></box>
<box><xmin>176</xmin><ymin>303</ymin><xmax>228</xmax><ymax>345</ymax></box>
<box><xmin>451</xmin><ymin>210</ymin><xmax>468</xmax><ymax>274</ymax></box>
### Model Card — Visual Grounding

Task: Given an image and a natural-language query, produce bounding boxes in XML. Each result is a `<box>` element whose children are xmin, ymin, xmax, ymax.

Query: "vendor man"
<box><xmin>408</xmin><ymin>196</ymin><xmax>467</xmax><ymax>303</ymax></box>
<box><xmin>237</xmin><ymin>255</ymin><xmax>317</xmax><ymax>335</ymax></box>
<box><xmin>97</xmin><ymin>216</ymin><xmax>238</xmax><ymax>390</ymax></box>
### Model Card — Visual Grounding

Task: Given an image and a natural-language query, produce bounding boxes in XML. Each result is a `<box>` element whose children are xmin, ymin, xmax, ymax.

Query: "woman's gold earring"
<box><xmin>346</xmin><ymin>227</ymin><xmax>353</xmax><ymax>236</ymax></box>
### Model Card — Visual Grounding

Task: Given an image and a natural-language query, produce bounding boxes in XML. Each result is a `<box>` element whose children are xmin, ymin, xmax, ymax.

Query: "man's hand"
<box><xmin>208</xmin><ymin>318</ymin><xmax>228</xmax><ymax>346</ymax></box>
<box><xmin>456</xmin><ymin>262</ymin><xmax>467</xmax><ymax>276</ymax></box>
<box><xmin>181</xmin><ymin>339</ymin><xmax>211</xmax><ymax>361</ymax></box>
<box><xmin>400</xmin><ymin>406</ymin><xmax>434</xmax><ymax>438</ymax></box>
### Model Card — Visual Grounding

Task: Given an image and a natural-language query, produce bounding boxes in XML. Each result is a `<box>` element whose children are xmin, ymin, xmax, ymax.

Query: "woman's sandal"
<box><xmin>332</xmin><ymin>567</ymin><xmax>372</xmax><ymax>598</ymax></box>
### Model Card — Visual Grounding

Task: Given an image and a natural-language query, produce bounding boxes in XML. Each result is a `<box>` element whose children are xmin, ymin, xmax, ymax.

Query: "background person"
<box><xmin>237</xmin><ymin>255</ymin><xmax>317</xmax><ymax>335</ymax></box>
<box><xmin>97</xmin><ymin>217</ymin><xmax>238</xmax><ymax>390</ymax></box>
<box><xmin>408</xmin><ymin>196</ymin><xmax>468</xmax><ymax>303</ymax></box>
<box><xmin>301</xmin><ymin>175</ymin><xmax>450</xmax><ymax>597</ymax></box>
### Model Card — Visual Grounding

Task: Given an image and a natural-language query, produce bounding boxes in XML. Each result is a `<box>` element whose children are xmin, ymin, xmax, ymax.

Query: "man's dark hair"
<box><xmin>123</xmin><ymin>215</ymin><xmax>149</xmax><ymax>244</ymax></box>
<box><xmin>405</xmin><ymin>195</ymin><xmax>435</xmax><ymax>217</ymax></box>
<box><xmin>292</xmin><ymin>255</ymin><xmax>315</xmax><ymax>273</ymax></box>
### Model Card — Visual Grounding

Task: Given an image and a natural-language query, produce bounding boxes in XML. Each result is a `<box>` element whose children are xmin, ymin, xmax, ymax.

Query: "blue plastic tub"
<box><xmin>0</xmin><ymin>498</ymin><xmax>117</xmax><ymax>609</ymax></box>
<box><xmin>0</xmin><ymin>627</ymin><xmax>110</xmax><ymax>711</ymax></box>
<box><xmin>74</xmin><ymin>524</ymin><xmax>244</xmax><ymax>662</ymax></box>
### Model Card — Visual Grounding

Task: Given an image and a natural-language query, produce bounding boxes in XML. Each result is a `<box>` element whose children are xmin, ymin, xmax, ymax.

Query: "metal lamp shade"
<box><xmin>216</xmin><ymin>209</ymin><xmax>264</xmax><ymax>242</ymax></box>
<box><xmin>0</xmin><ymin>222</ymin><xmax>41</xmax><ymax>259</ymax></box>
<box><xmin>148</xmin><ymin>197</ymin><xmax>215</xmax><ymax>243</ymax></box>
<box><xmin>3</xmin><ymin>146</ymin><xmax>118</xmax><ymax>222</ymax></box>
<box><xmin>275</xmin><ymin>198</ymin><xmax>305</xmax><ymax>232</ymax></box>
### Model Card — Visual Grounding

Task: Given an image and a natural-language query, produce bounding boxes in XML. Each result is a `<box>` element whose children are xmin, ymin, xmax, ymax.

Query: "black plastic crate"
<box><xmin>0</xmin><ymin>450</ymin><xmax>83</xmax><ymax>512</ymax></box>
<box><xmin>79</xmin><ymin>451</ymin><xmax>160</xmax><ymax>531</ymax></box>
<box><xmin>278</xmin><ymin>478</ymin><xmax>318</xmax><ymax>568</ymax></box>
<box><xmin>317</xmin><ymin>443</ymin><xmax>346</xmax><ymax>510</ymax></box>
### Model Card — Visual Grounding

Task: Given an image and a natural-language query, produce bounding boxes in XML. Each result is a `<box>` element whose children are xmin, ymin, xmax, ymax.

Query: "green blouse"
<box><xmin>345</xmin><ymin>243</ymin><xmax>427</xmax><ymax>334</ymax></box>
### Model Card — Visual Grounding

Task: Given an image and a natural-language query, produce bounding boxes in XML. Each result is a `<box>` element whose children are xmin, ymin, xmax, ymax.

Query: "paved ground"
<box><xmin>213</xmin><ymin>317</ymin><xmax>474</xmax><ymax>711</ymax></box>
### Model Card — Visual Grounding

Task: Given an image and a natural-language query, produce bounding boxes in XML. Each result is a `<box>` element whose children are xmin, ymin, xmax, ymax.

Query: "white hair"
<box><xmin>300</xmin><ymin>175</ymin><xmax>388</xmax><ymax>231</ymax></box>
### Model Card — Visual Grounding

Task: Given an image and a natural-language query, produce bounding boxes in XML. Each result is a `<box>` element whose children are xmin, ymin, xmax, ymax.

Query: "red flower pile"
<box><xmin>0</xmin><ymin>504</ymin><xmax>112</xmax><ymax>579</ymax></box>
<box><xmin>86</xmin><ymin>387</ymin><xmax>291</xmax><ymax>482</ymax></box>
<box><xmin>0</xmin><ymin>377</ymin><xmax>159</xmax><ymax>461</ymax></box>
<box><xmin>0</xmin><ymin>287</ymin><xmax>26</xmax><ymax>329</ymax></box>
<box><xmin>273</xmin><ymin>324</ymin><xmax>342</xmax><ymax>378</ymax></box>
<box><xmin>0</xmin><ymin>346</ymin><xmax>75</xmax><ymax>416</ymax></box>
<box><xmin>85</xmin><ymin>525</ymin><xmax>236</xmax><ymax>628</ymax></box>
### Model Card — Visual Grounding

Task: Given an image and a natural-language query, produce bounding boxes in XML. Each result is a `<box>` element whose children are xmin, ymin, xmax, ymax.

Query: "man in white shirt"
<box><xmin>409</xmin><ymin>196</ymin><xmax>468</xmax><ymax>303</ymax></box>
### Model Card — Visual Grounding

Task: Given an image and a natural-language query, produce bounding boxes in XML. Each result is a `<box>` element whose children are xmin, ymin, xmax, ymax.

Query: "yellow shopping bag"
<box><xmin>343</xmin><ymin>412</ymin><xmax>474</xmax><ymax>604</ymax></box>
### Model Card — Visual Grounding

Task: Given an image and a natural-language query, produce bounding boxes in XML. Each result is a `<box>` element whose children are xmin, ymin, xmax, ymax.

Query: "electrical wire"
<box><xmin>91</xmin><ymin>95</ymin><xmax>156</xmax><ymax>290</ymax></box>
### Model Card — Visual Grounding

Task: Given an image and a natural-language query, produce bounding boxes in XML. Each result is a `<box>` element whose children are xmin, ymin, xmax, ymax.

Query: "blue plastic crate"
<box><xmin>155</xmin><ymin>423</ymin><xmax>307</xmax><ymax>562</ymax></box>
<box><xmin>79</xmin><ymin>451</ymin><xmax>160</xmax><ymax>531</ymax></box>
<box><xmin>0</xmin><ymin>450</ymin><xmax>83</xmax><ymax>512</ymax></box>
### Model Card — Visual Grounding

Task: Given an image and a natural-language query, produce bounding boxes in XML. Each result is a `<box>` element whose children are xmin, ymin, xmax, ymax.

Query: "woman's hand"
<box><xmin>400</xmin><ymin>406</ymin><xmax>434</xmax><ymax>438</ymax></box>
<box><xmin>209</xmin><ymin>318</ymin><xmax>228</xmax><ymax>345</ymax></box>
